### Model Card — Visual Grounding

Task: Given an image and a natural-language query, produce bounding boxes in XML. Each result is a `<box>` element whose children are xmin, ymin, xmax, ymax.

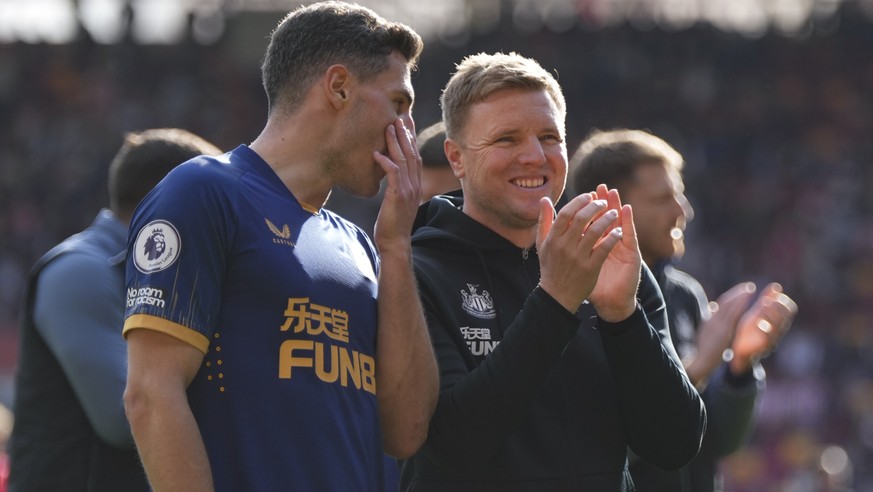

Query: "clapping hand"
<box><xmin>685</xmin><ymin>282</ymin><xmax>757</xmax><ymax>386</ymax></box>
<box><xmin>586</xmin><ymin>184</ymin><xmax>642</xmax><ymax>322</ymax></box>
<box><xmin>535</xmin><ymin>184</ymin><xmax>641</xmax><ymax>322</ymax></box>
<box><xmin>730</xmin><ymin>283</ymin><xmax>797</xmax><ymax>374</ymax></box>
<box><xmin>536</xmin><ymin>190</ymin><xmax>621</xmax><ymax>314</ymax></box>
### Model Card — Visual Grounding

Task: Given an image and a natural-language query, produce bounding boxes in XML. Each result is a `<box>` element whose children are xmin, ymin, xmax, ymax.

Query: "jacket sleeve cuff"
<box><xmin>720</xmin><ymin>362</ymin><xmax>766</xmax><ymax>392</ymax></box>
<box><xmin>593</xmin><ymin>302</ymin><xmax>644</xmax><ymax>336</ymax></box>
<box><xmin>531</xmin><ymin>286</ymin><xmax>587</xmax><ymax>322</ymax></box>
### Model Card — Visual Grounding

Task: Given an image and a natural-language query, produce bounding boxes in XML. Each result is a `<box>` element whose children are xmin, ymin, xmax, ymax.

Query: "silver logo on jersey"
<box><xmin>133</xmin><ymin>220</ymin><xmax>181</xmax><ymax>273</ymax></box>
<box><xmin>460</xmin><ymin>326</ymin><xmax>498</xmax><ymax>356</ymax></box>
<box><xmin>461</xmin><ymin>283</ymin><xmax>496</xmax><ymax>319</ymax></box>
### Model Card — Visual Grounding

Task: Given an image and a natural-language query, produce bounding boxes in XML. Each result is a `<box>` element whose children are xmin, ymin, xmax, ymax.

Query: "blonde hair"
<box><xmin>440</xmin><ymin>52</ymin><xmax>566</xmax><ymax>142</ymax></box>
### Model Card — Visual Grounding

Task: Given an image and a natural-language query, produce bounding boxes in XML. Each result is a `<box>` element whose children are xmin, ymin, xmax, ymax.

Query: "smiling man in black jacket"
<box><xmin>399</xmin><ymin>52</ymin><xmax>706</xmax><ymax>491</ymax></box>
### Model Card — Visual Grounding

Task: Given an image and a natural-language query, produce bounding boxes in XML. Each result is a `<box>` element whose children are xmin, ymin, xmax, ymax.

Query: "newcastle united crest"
<box><xmin>461</xmin><ymin>283</ymin><xmax>496</xmax><ymax>319</ymax></box>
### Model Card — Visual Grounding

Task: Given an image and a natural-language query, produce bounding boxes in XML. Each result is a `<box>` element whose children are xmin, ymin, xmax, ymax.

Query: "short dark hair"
<box><xmin>417</xmin><ymin>121</ymin><xmax>449</xmax><ymax>168</ymax></box>
<box><xmin>108</xmin><ymin>128</ymin><xmax>221</xmax><ymax>219</ymax></box>
<box><xmin>261</xmin><ymin>1</ymin><xmax>423</xmax><ymax>116</ymax></box>
<box><xmin>569</xmin><ymin>128</ymin><xmax>684</xmax><ymax>197</ymax></box>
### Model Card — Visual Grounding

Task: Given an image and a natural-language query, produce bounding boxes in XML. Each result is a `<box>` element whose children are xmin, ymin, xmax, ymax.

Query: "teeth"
<box><xmin>513</xmin><ymin>178</ymin><xmax>544</xmax><ymax>188</ymax></box>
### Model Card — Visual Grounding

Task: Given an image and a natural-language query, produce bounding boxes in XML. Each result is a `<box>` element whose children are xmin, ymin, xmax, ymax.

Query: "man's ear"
<box><xmin>445</xmin><ymin>138</ymin><xmax>464</xmax><ymax>179</ymax></box>
<box><xmin>324</xmin><ymin>65</ymin><xmax>350</xmax><ymax>110</ymax></box>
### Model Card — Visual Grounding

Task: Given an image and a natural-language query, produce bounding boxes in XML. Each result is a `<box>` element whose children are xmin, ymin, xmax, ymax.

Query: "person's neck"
<box><xmin>461</xmin><ymin>206</ymin><xmax>536</xmax><ymax>250</ymax></box>
<box><xmin>501</xmin><ymin>228</ymin><xmax>536</xmax><ymax>250</ymax></box>
<box><xmin>249</xmin><ymin>115</ymin><xmax>333</xmax><ymax>209</ymax></box>
<box><xmin>642</xmin><ymin>254</ymin><xmax>656</xmax><ymax>268</ymax></box>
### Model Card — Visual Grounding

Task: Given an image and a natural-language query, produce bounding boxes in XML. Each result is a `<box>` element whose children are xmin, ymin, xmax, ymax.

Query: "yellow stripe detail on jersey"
<box><xmin>123</xmin><ymin>314</ymin><xmax>211</xmax><ymax>354</ymax></box>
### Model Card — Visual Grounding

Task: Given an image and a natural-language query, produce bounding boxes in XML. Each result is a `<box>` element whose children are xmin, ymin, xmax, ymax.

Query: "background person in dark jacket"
<box><xmin>8</xmin><ymin>128</ymin><xmax>220</xmax><ymax>492</ymax></box>
<box><xmin>569</xmin><ymin>128</ymin><xmax>797</xmax><ymax>492</ymax></box>
<box><xmin>399</xmin><ymin>52</ymin><xmax>706</xmax><ymax>491</ymax></box>
<box><xmin>416</xmin><ymin>121</ymin><xmax>459</xmax><ymax>203</ymax></box>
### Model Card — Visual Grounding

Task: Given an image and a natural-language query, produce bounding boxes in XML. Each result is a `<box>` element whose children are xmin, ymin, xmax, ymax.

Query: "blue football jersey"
<box><xmin>124</xmin><ymin>145</ymin><xmax>385</xmax><ymax>491</ymax></box>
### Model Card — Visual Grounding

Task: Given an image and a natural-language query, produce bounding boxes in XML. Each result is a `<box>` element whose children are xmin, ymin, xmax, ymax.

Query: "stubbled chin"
<box><xmin>672</xmin><ymin>239</ymin><xmax>686</xmax><ymax>258</ymax></box>
<box><xmin>340</xmin><ymin>177</ymin><xmax>382</xmax><ymax>199</ymax></box>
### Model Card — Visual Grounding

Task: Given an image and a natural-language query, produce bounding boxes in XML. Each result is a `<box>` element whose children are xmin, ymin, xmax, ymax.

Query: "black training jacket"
<box><xmin>399</xmin><ymin>195</ymin><xmax>706</xmax><ymax>491</ymax></box>
<box><xmin>629</xmin><ymin>263</ymin><xmax>762</xmax><ymax>492</ymax></box>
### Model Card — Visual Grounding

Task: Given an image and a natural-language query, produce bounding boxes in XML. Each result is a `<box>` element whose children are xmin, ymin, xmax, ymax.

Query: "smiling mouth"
<box><xmin>511</xmin><ymin>177</ymin><xmax>546</xmax><ymax>188</ymax></box>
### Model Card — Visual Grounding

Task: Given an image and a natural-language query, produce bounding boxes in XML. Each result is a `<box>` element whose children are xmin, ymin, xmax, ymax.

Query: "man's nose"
<box><xmin>518</xmin><ymin>136</ymin><xmax>547</xmax><ymax>166</ymax></box>
<box><xmin>677</xmin><ymin>193</ymin><xmax>694</xmax><ymax>222</ymax></box>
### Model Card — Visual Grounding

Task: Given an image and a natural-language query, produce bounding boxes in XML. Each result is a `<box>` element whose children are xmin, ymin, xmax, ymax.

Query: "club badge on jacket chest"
<box><xmin>458</xmin><ymin>282</ymin><xmax>499</xmax><ymax>357</ymax></box>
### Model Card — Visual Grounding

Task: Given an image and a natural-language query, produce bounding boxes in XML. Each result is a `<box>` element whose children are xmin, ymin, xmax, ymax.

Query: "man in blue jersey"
<box><xmin>9</xmin><ymin>128</ymin><xmax>220</xmax><ymax>492</ymax></box>
<box><xmin>122</xmin><ymin>2</ymin><xmax>439</xmax><ymax>491</ymax></box>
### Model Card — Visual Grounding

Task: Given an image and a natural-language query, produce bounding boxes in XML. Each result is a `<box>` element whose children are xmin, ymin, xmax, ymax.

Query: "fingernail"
<box><xmin>605</xmin><ymin>209</ymin><xmax>618</xmax><ymax>219</ymax></box>
<box><xmin>611</xmin><ymin>227</ymin><xmax>623</xmax><ymax>238</ymax></box>
<box><xmin>593</xmin><ymin>199</ymin><xmax>607</xmax><ymax>207</ymax></box>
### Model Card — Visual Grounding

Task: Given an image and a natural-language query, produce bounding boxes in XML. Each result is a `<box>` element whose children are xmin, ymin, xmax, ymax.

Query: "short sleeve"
<box><xmin>123</xmin><ymin>158</ymin><xmax>236</xmax><ymax>353</ymax></box>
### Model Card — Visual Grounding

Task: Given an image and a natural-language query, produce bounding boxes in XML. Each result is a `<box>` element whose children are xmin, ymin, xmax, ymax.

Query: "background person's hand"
<box><xmin>730</xmin><ymin>282</ymin><xmax>798</xmax><ymax>374</ymax></box>
<box><xmin>685</xmin><ymin>282</ymin><xmax>757</xmax><ymax>386</ymax></box>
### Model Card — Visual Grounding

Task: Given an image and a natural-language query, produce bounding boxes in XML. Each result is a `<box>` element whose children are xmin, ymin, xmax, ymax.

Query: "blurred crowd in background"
<box><xmin>2</xmin><ymin>2</ymin><xmax>873</xmax><ymax>490</ymax></box>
